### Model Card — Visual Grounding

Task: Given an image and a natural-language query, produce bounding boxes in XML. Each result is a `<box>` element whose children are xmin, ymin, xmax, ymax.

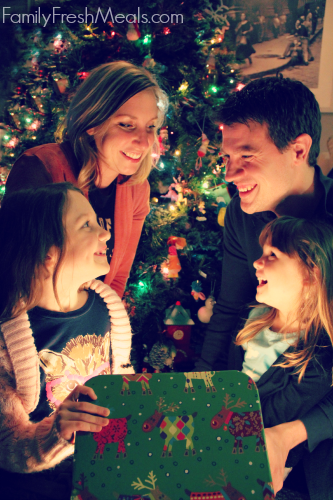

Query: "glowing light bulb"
<box><xmin>143</xmin><ymin>34</ymin><xmax>152</xmax><ymax>44</ymax></box>
<box><xmin>175</xmin><ymin>150</ymin><xmax>180</xmax><ymax>156</ymax></box>
<box><xmin>169</xmin><ymin>204</ymin><xmax>176</xmax><ymax>211</ymax></box>
<box><xmin>178</xmin><ymin>81</ymin><xmax>189</xmax><ymax>92</ymax></box>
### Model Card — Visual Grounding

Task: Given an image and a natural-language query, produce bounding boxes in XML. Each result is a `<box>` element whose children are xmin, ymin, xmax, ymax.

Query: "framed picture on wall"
<box><xmin>231</xmin><ymin>0</ymin><xmax>333</xmax><ymax>112</ymax></box>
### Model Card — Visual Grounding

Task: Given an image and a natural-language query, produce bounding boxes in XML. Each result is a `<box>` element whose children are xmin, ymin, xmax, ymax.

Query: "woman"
<box><xmin>5</xmin><ymin>61</ymin><xmax>168</xmax><ymax>298</ymax></box>
<box><xmin>235</xmin><ymin>12</ymin><xmax>256</xmax><ymax>65</ymax></box>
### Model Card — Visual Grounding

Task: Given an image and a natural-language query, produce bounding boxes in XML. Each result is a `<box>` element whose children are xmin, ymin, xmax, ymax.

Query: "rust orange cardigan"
<box><xmin>5</xmin><ymin>143</ymin><xmax>150</xmax><ymax>298</ymax></box>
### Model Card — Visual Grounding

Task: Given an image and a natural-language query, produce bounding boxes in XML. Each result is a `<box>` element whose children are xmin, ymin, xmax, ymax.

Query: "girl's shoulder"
<box><xmin>247</xmin><ymin>306</ymin><xmax>270</xmax><ymax>321</ymax></box>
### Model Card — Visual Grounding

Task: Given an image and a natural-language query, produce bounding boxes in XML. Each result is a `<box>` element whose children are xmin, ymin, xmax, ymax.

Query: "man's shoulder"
<box><xmin>317</xmin><ymin>167</ymin><xmax>333</xmax><ymax>215</ymax></box>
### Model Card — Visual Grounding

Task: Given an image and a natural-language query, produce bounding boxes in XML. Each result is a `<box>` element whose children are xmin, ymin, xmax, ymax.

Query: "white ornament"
<box><xmin>127</xmin><ymin>22</ymin><xmax>140</xmax><ymax>41</ymax></box>
<box><xmin>198</xmin><ymin>296</ymin><xmax>216</xmax><ymax>323</ymax></box>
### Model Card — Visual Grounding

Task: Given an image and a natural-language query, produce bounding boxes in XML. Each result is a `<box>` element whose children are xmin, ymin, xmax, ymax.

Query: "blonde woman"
<box><xmin>6</xmin><ymin>61</ymin><xmax>168</xmax><ymax>298</ymax></box>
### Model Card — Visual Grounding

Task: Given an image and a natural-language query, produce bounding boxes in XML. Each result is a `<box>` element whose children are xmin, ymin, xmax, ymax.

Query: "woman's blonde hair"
<box><xmin>58</xmin><ymin>61</ymin><xmax>168</xmax><ymax>190</ymax></box>
<box><xmin>235</xmin><ymin>216</ymin><xmax>333</xmax><ymax>381</ymax></box>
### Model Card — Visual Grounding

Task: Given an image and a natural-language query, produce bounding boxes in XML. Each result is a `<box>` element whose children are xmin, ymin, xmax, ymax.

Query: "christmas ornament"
<box><xmin>53</xmin><ymin>34</ymin><xmax>69</xmax><ymax>53</ymax></box>
<box><xmin>215</xmin><ymin>24</ymin><xmax>230</xmax><ymax>43</ymax></box>
<box><xmin>194</xmin><ymin>200</ymin><xmax>207</xmax><ymax>221</ymax></box>
<box><xmin>216</xmin><ymin>197</ymin><xmax>227</xmax><ymax>226</ymax></box>
<box><xmin>198</xmin><ymin>296</ymin><xmax>216</xmax><ymax>323</ymax></box>
<box><xmin>175</xmin><ymin>180</ymin><xmax>187</xmax><ymax>206</ymax></box>
<box><xmin>195</xmin><ymin>133</ymin><xmax>210</xmax><ymax>170</ymax></box>
<box><xmin>204</xmin><ymin>0</ymin><xmax>229</xmax><ymax>25</ymax></box>
<box><xmin>146</xmin><ymin>338</ymin><xmax>177</xmax><ymax>372</ymax></box>
<box><xmin>160</xmin><ymin>182</ymin><xmax>179</xmax><ymax>202</ymax></box>
<box><xmin>191</xmin><ymin>281</ymin><xmax>206</xmax><ymax>301</ymax></box>
<box><xmin>142</xmin><ymin>55</ymin><xmax>156</xmax><ymax>69</ymax></box>
<box><xmin>158</xmin><ymin>127</ymin><xmax>170</xmax><ymax>155</ymax></box>
<box><xmin>55</xmin><ymin>78</ymin><xmax>69</xmax><ymax>94</ymax></box>
<box><xmin>164</xmin><ymin>301</ymin><xmax>195</xmax><ymax>364</ymax></box>
<box><xmin>126</xmin><ymin>21</ymin><xmax>141</xmax><ymax>41</ymax></box>
<box><xmin>163</xmin><ymin>236</ymin><xmax>187</xmax><ymax>279</ymax></box>
<box><xmin>25</xmin><ymin>118</ymin><xmax>41</xmax><ymax>132</ymax></box>
<box><xmin>206</xmin><ymin>48</ymin><xmax>216</xmax><ymax>70</ymax></box>
<box><xmin>52</xmin><ymin>73</ymin><xmax>69</xmax><ymax>97</ymax></box>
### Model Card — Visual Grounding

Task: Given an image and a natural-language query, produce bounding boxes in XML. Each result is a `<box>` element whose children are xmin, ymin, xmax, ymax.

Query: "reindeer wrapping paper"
<box><xmin>71</xmin><ymin>371</ymin><xmax>274</xmax><ymax>500</ymax></box>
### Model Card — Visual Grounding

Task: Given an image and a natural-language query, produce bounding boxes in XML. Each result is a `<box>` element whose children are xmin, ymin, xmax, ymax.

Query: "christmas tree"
<box><xmin>0</xmin><ymin>0</ymin><xmax>241</xmax><ymax>371</ymax></box>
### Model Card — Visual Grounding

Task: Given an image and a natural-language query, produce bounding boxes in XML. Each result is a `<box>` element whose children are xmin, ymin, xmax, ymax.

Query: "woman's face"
<box><xmin>89</xmin><ymin>89</ymin><xmax>158</xmax><ymax>183</ymax></box>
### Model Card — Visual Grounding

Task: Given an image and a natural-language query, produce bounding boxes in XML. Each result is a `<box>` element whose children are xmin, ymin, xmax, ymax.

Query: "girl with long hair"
<box><xmin>0</xmin><ymin>183</ymin><xmax>133</xmax><ymax>498</ymax></box>
<box><xmin>236</xmin><ymin>216</ymin><xmax>333</xmax><ymax>427</ymax></box>
<box><xmin>6</xmin><ymin>61</ymin><xmax>168</xmax><ymax>298</ymax></box>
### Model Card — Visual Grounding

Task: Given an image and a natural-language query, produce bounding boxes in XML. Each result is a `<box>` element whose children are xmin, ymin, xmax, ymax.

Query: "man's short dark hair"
<box><xmin>219</xmin><ymin>77</ymin><xmax>321</xmax><ymax>166</ymax></box>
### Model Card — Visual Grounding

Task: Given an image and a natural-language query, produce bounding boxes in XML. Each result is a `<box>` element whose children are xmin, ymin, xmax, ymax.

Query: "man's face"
<box><xmin>222</xmin><ymin>121</ymin><xmax>294</xmax><ymax>214</ymax></box>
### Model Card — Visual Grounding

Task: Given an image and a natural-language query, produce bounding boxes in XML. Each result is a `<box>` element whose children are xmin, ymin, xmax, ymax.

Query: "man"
<box><xmin>195</xmin><ymin>77</ymin><xmax>333</xmax><ymax>499</ymax></box>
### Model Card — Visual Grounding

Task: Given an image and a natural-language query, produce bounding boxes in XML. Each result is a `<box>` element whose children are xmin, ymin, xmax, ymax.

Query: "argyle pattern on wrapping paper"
<box><xmin>160</xmin><ymin>415</ymin><xmax>191</xmax><ymax>442</ymax></box>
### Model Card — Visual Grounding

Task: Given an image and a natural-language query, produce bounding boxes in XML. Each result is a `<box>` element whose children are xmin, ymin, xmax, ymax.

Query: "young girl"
<box><xmin>236</xmin><ymin>216</ymin><xmax>333</xmax><ymax>427</ymax></box>
<box><xmin>0</xmin><ymin>183</ymin><xmax>133</xmax><ymax>498</ymax></box>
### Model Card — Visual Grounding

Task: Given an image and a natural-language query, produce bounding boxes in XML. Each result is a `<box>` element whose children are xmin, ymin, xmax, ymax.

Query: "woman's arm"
<box><xmin>105</xmin><ymin>180</ymin><xmax>150</xmax><ymax>298</ymax></box>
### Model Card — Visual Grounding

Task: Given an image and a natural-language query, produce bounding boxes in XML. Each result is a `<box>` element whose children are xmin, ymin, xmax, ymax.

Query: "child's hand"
<box><xmin>56</xmin><ymin>384</ymin><xmax>110</xmax><ymax>442</ymax></box>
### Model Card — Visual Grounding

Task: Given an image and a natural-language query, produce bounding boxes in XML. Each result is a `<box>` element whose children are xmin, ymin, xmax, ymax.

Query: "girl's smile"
<box><xmin>253</xmin><ymin>242</ymin><xmax>307</xmax><ymax>317</ymax></box>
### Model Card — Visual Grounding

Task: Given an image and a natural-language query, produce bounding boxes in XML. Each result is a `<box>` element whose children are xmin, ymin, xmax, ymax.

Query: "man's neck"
<box><xmin>275</xmin><ymin>166</ymin><xmax>316</xmax><ymax>217</ymax></box>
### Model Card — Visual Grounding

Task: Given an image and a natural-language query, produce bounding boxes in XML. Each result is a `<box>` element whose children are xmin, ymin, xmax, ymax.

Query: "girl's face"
<box><xmin>253</xmin><ymin>241</ymin><xmax>307</xmax><ymax>313</ymax></box>
<box><xmin>88</xmin><ymin>89</ymin><xmax>158</xmax><ymax>182</ymax></box>
<box><xmin>60</xmin><ymin>191</ymin><xmax>110</xmax><ymax>284</ymax></box>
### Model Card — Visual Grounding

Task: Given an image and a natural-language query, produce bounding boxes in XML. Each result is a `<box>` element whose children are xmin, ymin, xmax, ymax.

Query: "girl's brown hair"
<box><xmin>235</xmin><ymin>216</ymin><xmax>333</xmax><ymax>381</ymax></box>
<box><xmin>58</xmin><ymin>61</ymin><xmax>168</xmax><ymax>190</ymax></box>
<box><xmin>0</xmin><ymin>183</ymin><xmax>82</xmax><ymax>321</ymax></box>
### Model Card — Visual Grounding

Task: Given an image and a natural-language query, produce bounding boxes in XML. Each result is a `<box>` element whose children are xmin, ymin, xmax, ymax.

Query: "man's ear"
<box><xmin>291</xmin><ymin>134</ymin><xmax>312</xmax><ymax>165</ymax></box>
